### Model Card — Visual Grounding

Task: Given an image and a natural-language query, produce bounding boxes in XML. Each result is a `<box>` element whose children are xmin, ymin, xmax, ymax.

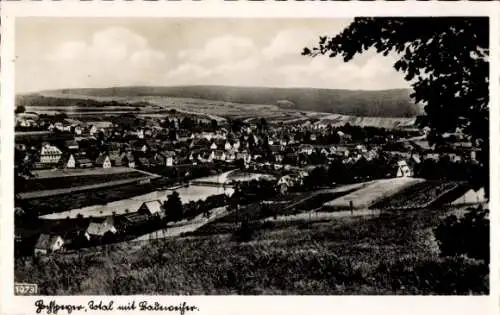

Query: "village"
<box><xmin>13</xmin><ymin>106</ymin><xmax>485</xmax><ymax>258</ymax></box>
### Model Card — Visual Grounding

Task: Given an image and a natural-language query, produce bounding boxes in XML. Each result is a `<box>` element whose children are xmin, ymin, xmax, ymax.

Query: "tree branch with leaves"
<box><xmin>303</xmin><ymin>17</ymin><xmax>489</xmax><ymax>196</ymax></box>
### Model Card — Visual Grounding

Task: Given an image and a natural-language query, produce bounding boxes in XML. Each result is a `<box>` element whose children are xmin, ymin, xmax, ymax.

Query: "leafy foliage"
<box><xmin>434</xmin><ymin>207</ymin><xmax>489</xmax><ymax>262</ymax></box>
<box><xmin>15</xmin><ymin>105</ymin><xmax>26</xmax><ymax>114</ymax></box>
<box><xmin>303</xmin><ymin>17</ymin><xmax>489</xmax><ymax>196</ymax></box>
<box><xmin>164</xmin><ymin>191</ymin><xmax>183</xmax><ymax>222</ymax></box>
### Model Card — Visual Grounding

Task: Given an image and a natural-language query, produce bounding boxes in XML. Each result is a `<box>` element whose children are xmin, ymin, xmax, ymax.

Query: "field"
<box><xmin>317</xmin><ymin>114</ymin><xmax>416</xmax><ymax>129</ymax></box>
<box><xmin>20</xmin><ymin>183</ymin><xmax>158</xmax><ymax>216</ymax></box>
<box><xmin>33</xmin><ymin>93</ymin><xmax>306</xmax><ymax>122</ymax></box>
<box><xmin>191</xmin><ymin>187</ymin><xmax>366</xmax><ymax>236</ymax></box>
<box><xmin>14</xmin><ymin>208</ymin><xmax>488</xmax><ymax>295</ymax></box>
<box><xmin>370</xmin><ymin>181</ymin><xmax>466</xmax><ymax>210</ymax></box>
<box><xmin>32</xmin><ymin>167</ymin><xmax>135</xmax><ymax>179</ymax></box>
<box><xmin>21</xmin><ymin>86</ymin><xmax>421</xmax><ymax>128</ymax></box>
<box><xmin>15</xmin><ymin>131</ymin><xmax>73</xmax><ymax>143</ymax></box>
<box><xmin>322</xmin><ymin>178</ymin><xmax>424</xmax><ymax>211</ymax></box>
<box><xmin>19</xmin><ymin>171</ymin><xmax>148</xmax><ymax>193</ymax></box>
<box><xmin>36</xmin><ymin>85</ymin><xmax>419</xmax><ymax>117</ymax></box>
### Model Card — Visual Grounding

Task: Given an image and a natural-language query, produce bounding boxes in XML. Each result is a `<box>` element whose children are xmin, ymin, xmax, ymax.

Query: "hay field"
<box><xmin>322</xmin><ymin>178</ymin><xmax>425</xmax><ymax>210</ymax></box>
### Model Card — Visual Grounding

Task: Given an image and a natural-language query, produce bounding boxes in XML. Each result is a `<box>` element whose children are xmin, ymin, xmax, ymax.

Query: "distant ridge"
<box><xmin>37</xmin><ymin>85</ymin><xmax>419</xmax><ymax>118</ymax></box>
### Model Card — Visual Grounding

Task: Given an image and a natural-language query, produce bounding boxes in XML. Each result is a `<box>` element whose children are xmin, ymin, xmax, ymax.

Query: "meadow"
<box><xmin>14</xmin><ymin>208</ymin><xmax>488</xmax><ymax>295</ymax></box>
<box><xmin>322</xmin><ymin>178</ymin><xmax>424</xmax><ymax>210</ymax></box>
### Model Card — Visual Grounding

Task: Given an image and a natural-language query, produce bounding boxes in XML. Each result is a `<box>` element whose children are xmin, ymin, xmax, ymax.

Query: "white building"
<box><xmin>40</xmin><ymin>144</ymin><xmax>62</xmax><ymax>164</ymax></box>
<box><xmin>396</xmin><ymin>160</ymin><xmax>413</xmax><ymax>177</ymax></box>
<box><xmin>66</xmin><ymin>154</ymin><xmax>76</xmax><ymax>168</ymax></box>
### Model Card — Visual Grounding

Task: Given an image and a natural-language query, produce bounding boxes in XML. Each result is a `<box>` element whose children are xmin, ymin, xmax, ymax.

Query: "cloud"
<box><xmin>164</xmin><ymin>63</ymin><xmax>211</xmax><ymax>84</ymax></box>
<box><xmin>275</xmin><ymin>52</ymin><xmax>408</xmax><ymax>89</ymax></box>
<box><xmin>262</xmin><ymin>28</ymin><xmax>318</xmax><ymax>61</ymax></box>
<box><xmin>43</xmin><ymin>27</ymin><xmax>168</xmax><ymax>89</ymax></box>
<box><xmin>18</xmin><ymin>23</ymin><xmax>409</xmax><ymax>92</ymax></box>
<box><xmin>178</xmin><ymin>35</ymin><xmax>257</xmax><ymax>64</ymax></box>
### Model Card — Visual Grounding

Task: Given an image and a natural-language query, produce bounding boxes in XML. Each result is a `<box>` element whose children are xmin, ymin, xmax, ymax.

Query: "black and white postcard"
<box><xmin>0</xmin><ymin>2</ymin><xmax>497</xmax><ymax>315</ymax></box>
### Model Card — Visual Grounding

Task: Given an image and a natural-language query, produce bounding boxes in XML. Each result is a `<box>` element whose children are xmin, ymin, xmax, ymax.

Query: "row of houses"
<box><xmin>32</xmin><ymin>200</ymin><xmax>164</xmax><ymax>256</ymax></box>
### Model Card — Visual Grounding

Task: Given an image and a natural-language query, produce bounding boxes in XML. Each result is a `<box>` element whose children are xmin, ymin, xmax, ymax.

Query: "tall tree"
<box><xmin>15</xmin><ymin>105</ymin><xmax>26</xmax><ymax>114</ymax></box>
<box><xmin>164</xmin><ymin>191</ymin><xmax>183</xmax><ymax>222</ymax></box>
<box><xmin>303</xmin><ymin>17</ymin><xmax>489</xmax><ymax>197</ymax></box>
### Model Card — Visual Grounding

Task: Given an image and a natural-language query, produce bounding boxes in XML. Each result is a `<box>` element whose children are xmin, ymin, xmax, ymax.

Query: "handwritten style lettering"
<box><xmin>34</xmin><ymin>299</ymin><xmax>198</xmax><ymax>314</ymax></box>
<box><xmin>34</xmin><ymin>300</ymin><xmax>86</xmax><ymax>315</ymax></box>
<box><xmin>138</xmin><ymin>301</ymin><xmax>199</xmax><ymax>314</ymax></box>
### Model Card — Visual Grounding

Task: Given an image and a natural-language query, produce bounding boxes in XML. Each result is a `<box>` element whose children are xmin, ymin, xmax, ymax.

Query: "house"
<box><xmin>108</xmin><ymin>143</ymin><xmax>122</xmax><ymax>161</ymax></box>
<box><xmin>214</xmin><ymin>150</ymin><xmax>226</xmax><ymax>161</ymax></box>
<box><xmin>86</xmin><ymin>217</ymin><xmax>117</xmax><ymax>239</ymax></box>
<box><xmin>198</xmin><ymin>150</ymin><xmax>214</xmax><ymax>163</ymax></box>
<box><xmin>236</xmin><ymin>151</ymin><xmax>252</xmax><ymax>164</ymax></box>
<box><xmin>189</xmin><ymin>151</ymin><xmax>199</xmax><ymax>162</ymax></box>
<box><xmin>65</xmin><ymin>140</ymin><xmax>79</xmax><ymax>151</ymax></box>
<box><xmin>120</xmin><ymin>152</ymin><xmax>136</xmax><ymax>168</ymax></box>
<box><xmin>226</xmin><ymin>150</ymin><xmax>237</xmax><ymax>162</ymax></box>
<box><xmin>232</xmin><ymin>140</ymin><xmax>241</xmax><ymax>150</ymax></box>
<box><xmin>138</xmin><ymin>157</ymin><xmax>151</xmax><ymax>168</ymax></box>
<box><xmin>471</xmin><ymin>150</ymin><xmax>478</xmax><ymax>162</ymax></box>
<box><xmin>424</xmin><ymin>152</ymin><xmax>440</xmax><ymax>161</ymax></box>
<box><xmin>336</xmin><ymin>147</ymin><xmax>350</xmax><ymax>157</ymax></box>
<box><xmin>54</xmin><ymin>122</ymin><xmax>64</xmax><ymax>131</ymax></box>
<box><xmin>75</xmin><ymin>156</ymin><xmax>94</xmax><ymax>168</ymax></box>
<box><xmin>210</xmin><ymin>142</ymin><xmax>218</xmax><ymax>150</ymax></box>
<box><xmin>319</xmin><ymin>147</ymin><xmax>331</xmax><ymax>157</ymax></box>
<box><xmin>199</xmin><ymin>132</ymin><xmax>216</xmax><ymax>141</ymax></box>
<box><xmin>88</xmin><ymin>121</ymin><xmax>113</xmax><ymax>135</ymax></box>
<box><xmin>131</xmin><ymin>142</ymin><xmax>149</xmax><ymax>154</ymax></box>
<box><xmin>136</xmin><ymin>129</ymin><xmax>145</xmax><ymax>139</ymax></box>
<box><xmin>356</xmin><ymin>144</ymin><xmax>368</xmax><ymax>153</ymax></box>
<box><xmin>39</xmin><ymin>143</ymin><xmax>63</xmax><ymax>164</ymax></box>
<box><xmin>34</xmin><ymin>234</ymin><xmax>64</xmax><ymax>256</ymax></box>
<box><xmin>155</xmin><ymin>151</ymin><xmax>176</xmax><ymax>166</ymax></box>
<box><xmin>65</xmin><ymin>154</ymin><xmax>76</xmax><ymax>168</ymax></box>
<box><xmin>74</xmin><ymin>126</ymin><xmax>83</xmax><ymax>135</ymax></box>
<box><xmin>298</xmin><ymin>144</ymin><xmax>314</xmax><ymax>155</ymax></box>
<box><xmin>95</xmin><ymin>154</ymin><xmax>112</xmax><ymax>168</ymax></box>
<box><xmin>276</xmin><ymin>175</ymin><xmax>295</xmax><ymax>194</ymax></box>
<box><xmin>274</xmin><ymin>153</ymin><xmax>284</xmax><ymax>163</ymax></box>
<box><xmin>138</xmin><ymin>200</ymin><xmax>164</xmax><ymax>218</ymax></box>
<box><xmin>396</xmin><ymin>160</ymin><xmax>413</xmax><ymax>177</ymax></box>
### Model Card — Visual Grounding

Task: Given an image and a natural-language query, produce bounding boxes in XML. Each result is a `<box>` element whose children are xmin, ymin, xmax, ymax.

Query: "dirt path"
<box><xmin>262</xmin><ymin>209</ymin><xmax>382</xmax><ymax>224</ymax></box>
<box><xmin>132</xmin><ymin>206</ymin><xmax>229</xmax><ymax>241</ymax></box>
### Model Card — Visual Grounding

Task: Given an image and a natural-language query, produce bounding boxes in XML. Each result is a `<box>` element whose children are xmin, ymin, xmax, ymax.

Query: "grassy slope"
<box><xmin>15</xmin><ymin>209</ymin><xmax>488</xmax><ymax>295</ymax></box>
<box><xmin>35</xmin><ymin>86</ymin><xmax>418</xmax><ymax>118</ymax></box>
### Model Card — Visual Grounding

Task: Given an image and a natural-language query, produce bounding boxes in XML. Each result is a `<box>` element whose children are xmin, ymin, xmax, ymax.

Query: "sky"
<box><xmin>15</xmin><ymin>18</ymin><xmax>410</xmax><ymax>93</ymax></box>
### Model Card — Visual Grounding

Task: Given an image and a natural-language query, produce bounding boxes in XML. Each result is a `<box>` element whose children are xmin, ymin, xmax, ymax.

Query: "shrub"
<box><xmin>385</xmin><ymin>255</ymin><xmax>489</xmax><ymax>295</ymax></box>
<box><xmin>232</xmin><ymin>220</ymin><xmax>256</xmax><ymax>243</ymax></box>
<box><xmin>434</xmin><ymin>206</ymin><xmax>489</xmax><ymax>262</ymax></box>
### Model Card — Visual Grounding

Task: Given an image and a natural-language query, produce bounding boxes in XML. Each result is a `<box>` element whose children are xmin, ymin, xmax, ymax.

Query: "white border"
<box><xmin>1</xmin><ymin>2</ymin><xmax>498</xmax><ymax>315</ymax></box>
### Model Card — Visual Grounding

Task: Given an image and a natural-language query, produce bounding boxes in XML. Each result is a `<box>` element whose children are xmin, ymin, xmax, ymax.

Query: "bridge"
<box><xmin>189</xmin><ymin>169</ymin><xmax>238</xmax><ymax>187</ymax></box>
<box><xmin>189</xmin><ymin>181</ymin><xmax>236</xmax><ymax>188</ymax></box>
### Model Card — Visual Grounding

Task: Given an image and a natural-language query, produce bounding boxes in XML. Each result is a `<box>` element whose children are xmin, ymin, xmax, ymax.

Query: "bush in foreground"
<box><xmin>434</xmin><ymin>207</ymin><xmax>489</xmax><ymax>262</ymax></box>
